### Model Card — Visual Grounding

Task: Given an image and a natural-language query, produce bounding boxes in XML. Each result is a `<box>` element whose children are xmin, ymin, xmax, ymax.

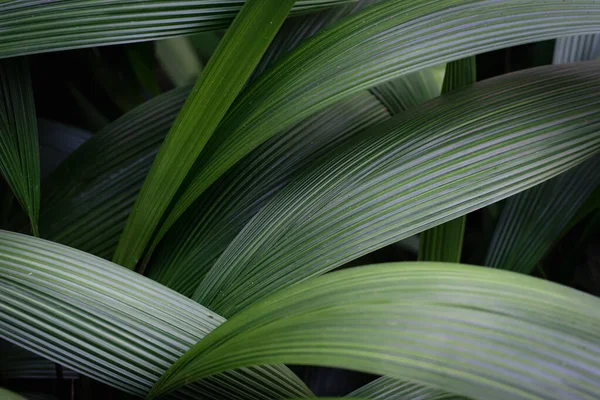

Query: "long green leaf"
<box><xmin>0</xmin><ymin>230</ymin><xmax>311</xmax><ymax>399</ymax></box>
<box><xmin>156</xmin><ymin>0</ymin><xmax>600</xmax><ymax>258</ymax></box>
<box><xmin>347</xmin><ymin>377</ymin><xmax>465</xmax><ymax>400</ymax></box>
<box><xmin>0</xmin><ymin>0</ymin><xmax>353</xmax><ymax>59</ymax></box>
<box><xmin>418</xmin><ymin>57</ymin><xmax>476</xmax><ymax>263</ymax></box>
<box><xmin>38</xmin><ymin>87</ymin><xmax>190</xmax><ymax>259</ymax></box>
<box><xmin>146</xmin><ymin>92</ymin><xmax>389</xmax><ymax>295</ymax></box>
<box><xmin>194</xmin><ymin>61</ymin><xmax>600</xmax><ymax>316</ymax></box>
<box><xmin>150</xmin><ymin>262</ymin><xmax>600</xmax><ymax>400</ymax></box>
<box><xmin>483</xmin><ymin>32</ymin><xmax>600</xmax><ymax>274</ymax></box>
<box><xmin>113</xmin><ymin>0</ymin><xmax>296</xmax><ymax>269</ymax></box>
<box><xmin>0</xmin><ymin>58</ymin><xmax>40</xmax><ymax>237</ymax></box>
<box><xmin>0</xmin><ymin>388</ymin><xmax>26</xmax><ymax>400</ymax></box>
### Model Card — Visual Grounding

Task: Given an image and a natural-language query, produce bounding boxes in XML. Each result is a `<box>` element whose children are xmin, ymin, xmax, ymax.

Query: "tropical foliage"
<box><xmin>1</xmin><ymin>1</ymin><xmax>600</xmax><ymax>399</ymax></box>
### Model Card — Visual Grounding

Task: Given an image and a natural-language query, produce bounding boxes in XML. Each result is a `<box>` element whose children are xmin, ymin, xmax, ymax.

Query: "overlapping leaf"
<box><xmin>484</xmin><ymin>33</ymin><xmax>600</xmax><ymax>274</ymax></box>
<box><xmin>154</xmin><ymin>0</ymin><xmax>600</xmax><ymax>263</ymax></box>
<box><xmin>0</xmin><ymin>230</ymin><xmax>311</xmax><ymax>399</ymax></box>
<box><xmin>0</xmin><ymin>58</ymin><xmax>40</xmax><ymax>236</ymax></box>
<box><xmin>348</xmin><ymin>377</ymin><xmax>465</xmax><ymax>400</ymax></box>
<box><xmin>113</xmin><ymin>0</ymin><xmax>296</xmax><ymax>269</ymax></box>
<box><xmin>194</xmin><ymin>62</ymin><xmax>600</xmax><ymax>316</ymax></box>
<box><xmin>150</xmin><ymin>262</ymin><xmax>600</xmax><ymax>400</ymax></box>
<box><xmin>146</xmin><ymin>92</ymin><xmax>389</xmax><ymax>294</ymax></box>
<box><xmin>418</xmin><ymin>57</ymin><xmax>476</xmax><ymax>263</ymax></box>
<box><xmin>0</xmin><ymin>0</ymin><xmax>353</xmax><ymax>58</ymax></box>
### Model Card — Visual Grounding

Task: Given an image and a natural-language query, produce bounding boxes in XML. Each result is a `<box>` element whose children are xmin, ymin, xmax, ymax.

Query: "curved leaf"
<box><xmin>113</xmin><ymin>0</ymin><xmax>296</xmax><ymax>269</ymax></box>
<box><xmin>347</xmin><ymin>377</ymin><xmax>465</xmax><ymax>400</ymax></box>
<box><xmin>0</xmin><ymin>388</ymin><xmax>26</xmax><ymax>400</ymax></box>
<box><xmin>0</xmin><ymin>0</ymin><xmax>353</xmax><ymax>59</ymax></box>
<box><xmin>157</xmin><ymin>0</ymin><xmax>600</xmax><ymax>259</ymax></box>
<box><xmin>150</xmin><ymin>262</ymin><xmax>600</xmax><ymax>400</ymax></box>
<box><xmin>553</xmin><ymin>34</ymin><xmax>600</xmax><ymax>64</ymax></box>
<box><xmin>484</xmin><ymin>32</ymin><xmax>600</xmax><ymax>273</ymax></box>
<box><xmin>418</xmin><ymin>57</ymin><xmax>476</xmax><ymax>263</ymax></box>
<box><xmin>0</xmin><ymin>230</ymin><xmax>311</xmax><ymax>399</ymax></box>
<box><xmin>146</xmin><ymin>92</ymin><xmax>389</xmax><ymax>295</ymax></box>
<box><xmin>0</xmin><ymin>58</ymin><xmax>40</xmax><ymax>236</ymax></box>
<box><xmin>194</xmin><ymin>61</ymin><xmax>600</xmax><ymax>316</ymax></box>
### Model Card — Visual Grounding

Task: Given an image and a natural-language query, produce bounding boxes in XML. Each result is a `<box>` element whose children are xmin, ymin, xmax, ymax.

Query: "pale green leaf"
<box><xmin>155</xmin><ymin>37</ymin><xmax>203</xmax><ymax>87</ymax></box>
<box><xmin>194</xmin><ymin>62</ymin><xmax>600</xmax><ymax>316</ymax></box>
<box><xmin>0</xmin><ymin>0</ymin><xmax>353</xmax><ymax>58</ymax></box>
<box><xmin>347</xmin><ymin>377</ymin><xmax>466</xmax><ymax>400</ymax></box>
<box><xmin>0</xmin><ymin>230</ymin><xmax>311</xmax><ymax>399</ymax></box>
<box><xmin>113</xmin><ymin>0</ymin><xmax>296</xmax><ymax>269</ymax></box>
<box><xmin>0</xmin><ymin>57</ymin><xmax>40</xmax><ymax>236</ymax></box>
<box><xmin>150</xmin><ymin>262</ymin><xmax>600</xmax><ymax>400</ymax></box>
<box><xmin>553</xmin><ymin>34</ymin><xmax>600</xmax><ymax>64</ymax></box>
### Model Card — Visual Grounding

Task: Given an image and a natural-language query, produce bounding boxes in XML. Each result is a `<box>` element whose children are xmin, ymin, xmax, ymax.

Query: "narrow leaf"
<box><xmin>0</xmin><ymin>230</ymin><xmax>311</xmax><ymax>399</ymax></box>
<box><xmin>113</xmin><ymin>0</ymin><xmax>296</xmax><ymax>269</ymax></box>
<box><xmin>0</xmin><ymin>0</ymin><xmax>353</xmax><ymax>58</ymax></box>
<box><xmin>158</xmin><ymin>0</ymin><xmax>600</xmax><ymax>255</ymax></box>
<box><xmin>194</xmin><ymin>62</ymin><xmax>600</xmax><ymax>316</ymax></box>
<box><xmin>155</xmin><ymin>37</ymin><xmax>203</xmax><ymax>87</ymax></box>
<box><xmin>150</xmin><ymin>262</ymin><xmax>600</xmax><ymax>400</ymax></box>
<box><xmin>553</xmin><ymin>34</ymin><xmax>600</xmax><ymax>64</ymax></box>
<box><xmin>0</xmin><ymin>57</ymin><xmax>40</xmax><ymax>236</ymax></box>
<box><xmin>418</xmin><ymin>57</ymin><xmax>476</xmax><ymax>263</ymax></box>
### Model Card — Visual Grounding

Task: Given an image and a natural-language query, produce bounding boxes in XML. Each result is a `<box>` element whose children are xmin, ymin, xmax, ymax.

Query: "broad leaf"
<box><xmin>113</xmin><ymin>0</ymin><xmax>296</xmax><ymax>269</ymax></box>
<box><xmin>0</xmin><ymin>0</ymin><xmax>353</xmax><ymax>58</ymax></box>
<box><xmin>484</xmin><ymin>33</ymin><xmax>600</xmax><ymax>274</ymax></box>
<box><xmin>347</xmin><ymin>377</ymin><xmax>466</xmax><ymax>400</ymax></box>
<box><xmin>194</xmin><ymin>62</ymin><xmax>600</xmax><ymax>316</ymax></box>
<box><xmin>156</xmin><ymin>0</ymin><xmax>600</xmax><ymax>258</ymax></box>
<box><xmin>150</xmin><ymin>263</ymin><xmax>600</xmax><ymax>400</ymax></box>
<box><xmin>418</xmin><ymin>57</ymin><xmax>476</xmax><ymax>263</ymax></box>
<box><xmin>146</xmin><ymin>92</ymin><xmax>389</xmax><ymax>295</ymax></box>
<box><xmin>0</xmin><ymin>230</ymin><xmax>311</xmax><ymax>399</ymax></box>
<box><xmin>0</xmin><ymin>57</ymin><xmax>40</xmax><ymax>236</ymax></box>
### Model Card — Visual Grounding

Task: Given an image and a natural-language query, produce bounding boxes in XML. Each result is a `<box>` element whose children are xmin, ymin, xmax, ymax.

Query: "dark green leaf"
<box><xmin>113</xmin><ymin>0</ymin><xmax>297</xmax><ymax>269</ymax></box>
<box><xmin>193</xmin><ymin>62</ymin><xmax>600</xmax><ymax>316</ymax></box>
<box><xmin>0</xmin><ymin>57</ymin><xmax>40</xmax><ymax>236</ymax></box>
<box><xmin>146</xmin><ymin>92</ymin><xmax>389</xmax><ymax>295</ymax></box>
<box><xmin>150</xmin><ymin>262</ymin><xmax>600</xmax><ymax>400</ymax></box>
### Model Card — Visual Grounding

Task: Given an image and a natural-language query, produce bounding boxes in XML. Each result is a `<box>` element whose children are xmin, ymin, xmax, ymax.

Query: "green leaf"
<box><xmin>553</xmin><ymin>34</ymin><xmax>600</xmax><ymax>64</ymax></box>
<box><xmin>146</xmin><ymin>91</ymin><xmax>388</xmax><ymax>295</ymax></box>
<box><xmin>0</xmin><ymin>57</ymin><xmax>40</xmax><ymax>237</ymax></box>
<box><xmin>113</xmin><ymin>0</ymin><xmax>296</xmax><ymax>269</ymax></box>
<box><xmin>484</xmin><ymin>155</ymin><xmax>600</xmax><ymax>274</ymax></box>
<box><xmin>194</xmin><ymin>61</ymin><xmax>600</xmax><ymax>316</ymax></box>
<box><xmin>150</xmin><ymin>262</ymin><xmax>600</xmax><ymax>400</ymax></box>
<box><xmin>418</xmin><ymin>57</ymin><xmax>476</xmax><ymax>263</ymax></box>
<box><xmin>0</xmin><ymin>0</ymin><xmax>354</xmax><ymax>59</ymax></box>
<box><xmin>347</xmin><ymin>376</ymin><xmax>466</xmax><ymax>400</ymax></box>
<box><xmin>484</xmin><ymin>33</ymin><xmax>600</xmax><ymax>274</ymax></box>
<box><xmin>0</xmin><ymin>230</ymin><xmax>311</xmax><ymax>399</ymax></box>
<box><xmin>158</xmin><ymin>0</ymin><xmax>600</xmax><ymax>259</ymax></box>
<box><xmin>38</xmin><ymin>87</ymin><xmax>190</xmax><ymax>259</ymax></box>
<box><xmin>0</xmin><ymin>388</ymin><xmax>26</xmax><ymax>400</ymax></box>
<box><xmin>126</xmin><ymin>43</ymin><xmax>161</xmax><ymax>97</ymax></box>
